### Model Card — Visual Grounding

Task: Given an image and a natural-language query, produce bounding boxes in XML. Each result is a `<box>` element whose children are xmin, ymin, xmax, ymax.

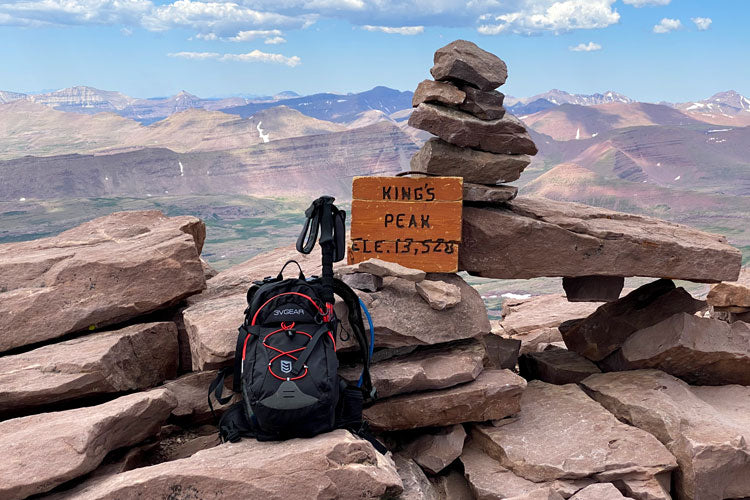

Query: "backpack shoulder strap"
<box><xmin>332</xmin><ymin>277</ymin><xmax>375</xmax><ymax>399</ymax></box>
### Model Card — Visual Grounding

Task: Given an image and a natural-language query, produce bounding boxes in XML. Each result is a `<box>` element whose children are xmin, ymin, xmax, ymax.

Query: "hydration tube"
<box><xmin>358</xmin><ymin>297</ymin><xmax>375</xmax><ymax>387</ymax></box>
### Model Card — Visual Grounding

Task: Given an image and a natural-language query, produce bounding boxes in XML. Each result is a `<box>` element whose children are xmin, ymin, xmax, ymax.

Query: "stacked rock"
<box><xmin>408</xmin><ymin>39</ymin><xmax>537</xmax><ymax>203</ymax></box>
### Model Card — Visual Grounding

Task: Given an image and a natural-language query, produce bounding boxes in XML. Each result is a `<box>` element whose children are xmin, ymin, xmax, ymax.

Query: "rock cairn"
<box><xmin>409</xmin><ymin>39</ymin><xmax>536</xmax><ymax>204</ymax></box>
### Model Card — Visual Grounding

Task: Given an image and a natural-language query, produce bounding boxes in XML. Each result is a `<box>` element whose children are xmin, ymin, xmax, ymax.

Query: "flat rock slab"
<box><xmin>582</xmin><ymin>370</ymin><xmax>750</xmax><ymax>500</ymax></box>
<box><xmin>613</xmin><ymin>313</ymin><xmax>750</xmax><ymax>385</ymax></box>
<box><xmin>342</xmin><ymin>258</ymin><xmax>426</xmax><ymax>282</ymax></box>
<box><xmin>411</xmin><ymin>138</ymin><xmax>531</xmax><ymax>184</ymax></box>
<box><xmin>495</xmin><ymin>294</ymin><xmax>602</xmax><ymax>355</ymax></box>
<box><xmin>0</xmin><ymin>210</ymin><xmax>206</xmax><ymax>352</ymax></box>
<box><xmin>0</xmin><ymin>322</ymin><xmax>178</xmax><ymax>414</ymax></box>
<box><xmin>459</xmin><ymin>86</ymin><xmax>506</xmax><ymax>120</ymax></box>
<box><xmin>707</xmin><ymin>267</ymin><xmax>750</xmax><ymax>307</ymax></box>
<box><xmin>471</xmin><ymin>381</ymin><xmax>677</xmax><ymax>484</ymax></box>
<box><xmin>0</xmin><ymin>388</ymin><xmax>176</xmax><ymax>500</ymax></box>
<box><xmin>463</xmin><ymin>183</ymin><xmax>518</xmax><ymax>203</ymax></box>
<box><xmin>562</xmin><ymin>276</ymin><xmax>624</xmax><ymax>302</ymax></box>
<box><xmin>563</xmin><ymin>279</ymin><xmax>706</xmax><ymax>362</ymax></box>
<box><xmin>183</xmin><ymin>292</ymin><xmax>246</xmax><ymax>370</ymax></box>
<box><xmin>413</xmin><ymin>79</ymin><xmax>466</xmax><ymax>107</ymax></box>
<box><xmin>340</xmin><ymin>340</ymin><xmax>485</xmax><ymax>399</ymax></box>
<box><xmin>49</xmin><ymin>429</ymin><xmax>402</xmax><ymax>500</ymax></box>
<box><xmin>416</xmin><ymin>279</ymin><xmax>462</xmax><ymax>310</ymax></box>
<box><xmin>364</xmin><ymin>369</ymin><xmax>525</xmax><ymax>431</ymax></box>
<box><xmin>395</xmin><ymin>455</ymin><xmax>440</xmax><ymax>500</ymax></box>
<box><xmin>342</xmin><ymin>272</ymin><xmax>383</xmax><ymax>292</ymax></box>
<box><xmin>351</xmin><ymin>274</ymin><xmax>491</xmax><ymax>349</ymax></box>
<box><xmin>409</xmin><ymin>103</ymin><xmax>537</xmax><ymax>155</ymax></box>
<box><xmin>461</xmin><ymin>442</ymin><xmax>594</xmax><ymax>499</ymax></box>
<box><xmin>430</xmin><ymin>39</ymin><xmax>508</xmax><ymax>91</ymax></box>
<box><xmin>518</xmin><ymin>347</ymin><xmax>601</xmax><ymax>385</ymax></box>
<box><xmin>460</xmin><ymin>197</ymin><xmax>742</xmax><ymax>283</ymax></box>
<box><xmin>403</xmin><ymin>424</ymin><xmax>467</xmax><ymax>474</ymax></box>
<box><xmin>163</xmin><ymin>370</ymin><xmax>221</xmax><ymax>424</ymax></box>
<box><xmin>570</xmin><ymin>483</ymin><xmax>633</xmax><ymax>499</ymax></box>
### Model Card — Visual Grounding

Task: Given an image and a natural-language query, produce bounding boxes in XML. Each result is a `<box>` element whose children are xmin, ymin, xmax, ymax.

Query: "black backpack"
<box><xmin>208</xmin><ymin>197</ymin><xmax>380</xmax><ymax>447</ymax></box>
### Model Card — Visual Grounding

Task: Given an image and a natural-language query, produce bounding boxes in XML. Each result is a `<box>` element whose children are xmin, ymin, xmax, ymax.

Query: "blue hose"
<box><xmin>357</xmin><ymin>297</ymin><xmax>375</xmax><ymax>387</ymax></box>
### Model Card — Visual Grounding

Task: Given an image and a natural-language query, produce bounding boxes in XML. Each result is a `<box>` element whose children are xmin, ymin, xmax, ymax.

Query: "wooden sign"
<box><xmin>348</xmin><ymin>176</ymin><xmax>463</xmax><ymax>272</ymax></box>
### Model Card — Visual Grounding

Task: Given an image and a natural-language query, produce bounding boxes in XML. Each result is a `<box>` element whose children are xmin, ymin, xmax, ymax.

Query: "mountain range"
<box><xmin>0</xmin><ymin>83</ymin><xmax>748</xmax><ymax>264</ymax></box>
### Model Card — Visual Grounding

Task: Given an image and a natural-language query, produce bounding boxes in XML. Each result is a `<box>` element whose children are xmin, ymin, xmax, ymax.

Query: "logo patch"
<box><xmin>280</xmin><ymin>360</ymin><xmax>293</xmax><ymax>373</ymax></box>
<box><xmin>273</xmin><ymin>308</ymin><xmax>306</xmax><ymax>317</ymax></box>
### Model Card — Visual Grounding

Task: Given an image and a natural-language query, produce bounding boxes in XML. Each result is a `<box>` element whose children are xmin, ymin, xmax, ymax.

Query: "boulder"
<box><xmin>562</xmin><ymin>279</ymin><xmax>706</xmax><ymax>362</ymax></box>
<box><xmin>0</xmin><ymin>322</ymin><xmax>178</xmax><ymax>414</ymax></box>
<box><xmin>518</xmin><ymin>347</ymin><xmax>601</xmax><ymax>385</ymax></box>
<box><xmin>459</xmin><ymin>86</ymin><xmax>506</xmax><ymax>120</ymax></box>
<box><xmin>411</xmin><ymin>138</ymin><xmax>531</xmax><ymax>184</ymax></box>
<box><xmin>582</xmin><ymin>370</ymin><xmax>750</xmax><ymax>500</ymax></box>
<box><xmin>412</xmin><ymin>79</ymin><xmax>466</xmax><ymax>107</ymax></box>
<box><xmin>570</xmin><ymin>483</ymin><xmax>632</xmax><ymax>500</ymax></box>
<box><xmin>163</xmin><ymin>370</ymin><xmax>222</xmax><ymax>424</ymax></box>
<box><xmin>351</xmin><ymin>274</ymin><xmax>491</xmax><ymax>349</ymax></box>
<box><xmin>340</xmin><ymin>340</ymin><xmax>485</xmax><ymax>398</ymax></box>
<box><xmin>0</xmin><ymin>210</ymin><xmax>206</xmax><ymax>352</ymax></box>
<box><xmin>460</xmin><ymin>197</ymin><xmax>742</xmax><ymax>282</ymax></box>
<box><xmin>707</xmin><ymin>267</ymin><xmax>750</xmax><ymax>307</ymax></box>
<box><xmin>615</xmin><ymin>477</ymin><xmax>671</xmax><ymax>500</ymax></box>
<box><xmin>430</xmin><ymin>39</ymin><xmax>508</xmax><ymax>91</ymax></box>
<box><xmin>416</xmin><ymin>278</ymin><xmax>462</xmax><ymax>310</ymax></box>
<box><xmin>395</xmin><ymin>455</ymin><xmax>440</xmax><ymax>500</ymax></box>
<box><xmin>461</xmin><ymin>442</ymin><xmax>595</xmax><ymax>499</ymax></box>
<box><xmin>46</xmin><ymin>430</ymin><xmax>402</xmax><ymax>500</ymax></box>
<box><xmin>341</xmin><ymin>258</ymin><xmax>426</xmax><ymax>282</ymax></box>
<box><xmin>402</xmin><ymin>424</ymin><xmax>467</xmax><ymax>474</ymax></box>
<box><xmin>609</xmin><ymin>313</ymin><xmax>750</xmax><ymax>385</ymax></box>
<box><xmin>471</xmin><ymin>381</ymin><xmax>677</xmax><ymax>484</ymax></box>
<box><xmin>0</xmin><ymin>388</ymin><xmax>176</xmax><ymax>500</ymax></box>
<box><xmin>481</xmin><ymin>334</ymin><xmax>521</xmax><ymax>370</ymax></box>
<box><xmin>364</xmin><ymin>369</ymin><xmax>526</xmax><ymax>431</ymax></box>
<box><xmin>463</xmin><ymin>183</ymin><xmax>518</xmax><ymax>203</ymax></box>
<box><xmin>562</xmin><ymin>276</ymin><xmax>624</xmax><ymax>302</ymax></box>
<box><xmin>341</xmin><ymin>272</ymin><xmax>383</xmax><ymax>292</ymax></box>
<box><xmin>408</xmin><ymin>103</ymin><xmax>537</xmax><ymax>155</ymax></box>
<box><xmin>200</xmin><ymin>258</ymin><xmax>219</xmax><ymax>279</ymax></box>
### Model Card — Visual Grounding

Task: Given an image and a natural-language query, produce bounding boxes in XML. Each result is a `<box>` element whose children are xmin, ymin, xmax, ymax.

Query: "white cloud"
<box><xmin>264</xmin><ymin>36</ymin><xmax>286</xmax><ymax>44</ymax></box>
<box><xmin>362</xmin><ymin>25</ymin><xmax>424</xmax><ymax>35</ymax></box>
<box><xmin>230</xmin><ymin>29</ymin><xmax>282</xmax><ymax>42</ymax></box>
<box><xmin>622</xmin><ymin>0</ymin><xmax>670</xmax><ymax>7</ymax></box>
<box><xmin>570</xmin><ymin>41</ymin><xmax>602</xmax><ymax>52</ymax></box>
<box><xmin>120</xmin><ymin>26</ymin><xmax>133</xmax><ymax>36</ymax></box>
<box><xmin>168</xmin><ymin>49</ymin><xmax>300</xmax><ymax>66</ymax></box>
<box><xmin>220</xmin><ymin>50</ymin><xmax>301</xmax><ymax>66</ymax></box>
<box><xmin>653</xmin><ymin>17</ymin><xmax>681</xmax><ymax>34</ymax></box>
<box><xmin>0</xmin><ymin>0</ymin><xmax>151</xmax><ymax>27</ymax></box>
<box><xmin>692</xmin><ymin>17</ymin><xmax>712</xmax><ymax>31</ymax></box>
<box><xmin>478</xmin><ymin>0</ymin><xmax>620</xmax><ymax>35</ymax></box>
<box><xmin>168</xmin><ymin>51</ymin><xmax>221</xmax><ymax>59</ymax></box>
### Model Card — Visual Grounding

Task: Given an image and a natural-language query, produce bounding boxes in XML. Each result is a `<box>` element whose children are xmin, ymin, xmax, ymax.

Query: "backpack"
<box><xmin>208</xmin><ymin>196</ymin><xmax>380</xmax><ymax>448</ymax></box>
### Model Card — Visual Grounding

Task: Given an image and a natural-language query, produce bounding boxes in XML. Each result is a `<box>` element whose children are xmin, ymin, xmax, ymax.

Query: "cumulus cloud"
<box><xmin>168</xmin><ymin>49</ymin><xmax>300</xmax><ymax>66</ymax></box>
<box><xmin>0</xmin><ymin>0</ymin><xmax>636</xmax><ymax>38</ymax></box>
<box><xmin>653</xmin><ymin>17</ymin><xmax>681</xmax><ymax>33</ymax></box>
<box><xmin>570</xmin><ymin>41</ymin><xmax>602</xmax><ymax>52</ymax></box>
<box><xmin>622</xmin><ymin>0</ymin><xmax>670</xmax><ymax>6</ymax></box>
<box><xmin>692</xmin><ymin>17</ymin><xmax>712</xmax><ymax>31</ymax></box>
<box><xmin>362</xmin><ymin>25</ymin><xmax>423</xmax><ymax>35</ymax></box>
<box><xmin>478</xmin><ymin>0</ymin><xmax>620</xmax><ymax>35</ymax></box>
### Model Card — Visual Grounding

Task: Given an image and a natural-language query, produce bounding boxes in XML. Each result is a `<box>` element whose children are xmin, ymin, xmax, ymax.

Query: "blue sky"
<box><xmin>1</xmin><ymin>0</ymin><xmax>747</xmax><ymax>102</ymax></box>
